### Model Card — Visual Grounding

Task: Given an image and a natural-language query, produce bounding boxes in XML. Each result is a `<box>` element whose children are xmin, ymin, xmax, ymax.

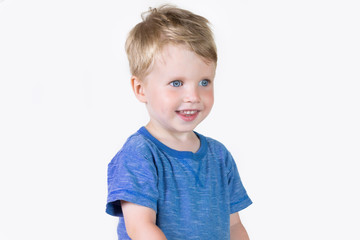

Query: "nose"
<box><xmin>183</xmin><ymin>86</ymin><xmax>200</xmax><ymax>103</ymax></box>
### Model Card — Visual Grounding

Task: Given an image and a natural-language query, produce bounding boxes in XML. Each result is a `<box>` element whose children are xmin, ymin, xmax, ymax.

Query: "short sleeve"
<box><xmin>227</xmin><ymin>155</ymin><xmax>252</xmax><ymax>213</ymax></box>
<box><xmin>106</xmin><ymin>142</ymin><xmax>159</xmax><ymax>217</ymax></box>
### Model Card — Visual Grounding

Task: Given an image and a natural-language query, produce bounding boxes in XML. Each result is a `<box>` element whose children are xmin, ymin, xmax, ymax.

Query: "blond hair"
<box><xmin>125</xmin><ymin>5</ymin><xmax>217</xmax><ymax>79</ymax></box>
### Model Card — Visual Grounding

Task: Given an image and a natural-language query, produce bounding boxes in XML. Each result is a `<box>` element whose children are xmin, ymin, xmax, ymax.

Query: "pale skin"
<box><xmin>132</xmin><ymin>45</ymin><xmax>215</xmax><ymax>151</ymax></box>
<box><xmin>123</xmin><ymin>44</ymin><xmax>249</xmax><ymax>239</ymax></box>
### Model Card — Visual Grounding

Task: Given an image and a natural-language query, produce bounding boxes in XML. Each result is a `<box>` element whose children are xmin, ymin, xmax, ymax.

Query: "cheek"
<box><xmin>203</xmin><ymin>89</ymin><xmax>214</xmax><ymax>106</ymax></box>
<box><xmin>153</xmin><ymin>91</ymin><xmax>179</xmax><ymax>112</ymax></box>
<box><xmin>161</xmin><ymin>90</ymin><xmax>180</xmax><ymax>103</ymax></box>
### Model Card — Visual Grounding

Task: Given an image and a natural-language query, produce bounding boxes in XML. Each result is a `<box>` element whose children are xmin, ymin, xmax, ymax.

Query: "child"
<box><xmin>106</xmin><ymin>5</ymin><xmax>252</xmax><ymax>240</ymax></box>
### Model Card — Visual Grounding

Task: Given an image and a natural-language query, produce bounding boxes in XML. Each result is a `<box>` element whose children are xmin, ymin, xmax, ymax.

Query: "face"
<box><xmin>134</xmin><ymin>44</ymin><xmax>216</xmax><ymax>137</ymax></box>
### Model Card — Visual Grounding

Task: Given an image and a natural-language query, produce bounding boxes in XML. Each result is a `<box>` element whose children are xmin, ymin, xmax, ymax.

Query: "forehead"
<box><xmin>150</xmin><ymin>44</ymin><xmax>216</xmax><ymax>76</ymax></box>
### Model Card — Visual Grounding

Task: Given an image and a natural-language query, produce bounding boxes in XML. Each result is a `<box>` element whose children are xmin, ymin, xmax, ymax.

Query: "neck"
<box><xmin>145</xmin><ymin>123</ymin><xmax>200</xmax><ymax>153</ymax></box>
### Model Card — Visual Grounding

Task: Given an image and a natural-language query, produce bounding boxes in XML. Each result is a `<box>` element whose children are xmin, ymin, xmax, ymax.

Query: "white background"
<box><xmin>1</xmin><ymin>0</ymin><xmax>359</xmax><ymax>239</ymax></box>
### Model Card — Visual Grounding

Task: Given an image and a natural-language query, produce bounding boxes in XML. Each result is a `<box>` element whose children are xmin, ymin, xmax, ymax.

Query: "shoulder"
<box><xmin>109</xmin><ymin>130</ymin><xmax>156</xmax><ymax>167</ymax></box>
<box><xmin>107</xmin><ymin>130</ymin><xmax>159</xmax><ymax>180</ymax></box>
<box><xmin>122</xmin><ymin>131</ymin><xmax>151</xmax><ymax>154</ymax></box>
<box><xmin>200</xmin><ymin>133</ymin><xmax>230</xmax><ymax>156</ymax></box>
<box><xmin>199</xmin><ymin>133</ymin><xmax>237</xmax><ymax>171</ymax></box>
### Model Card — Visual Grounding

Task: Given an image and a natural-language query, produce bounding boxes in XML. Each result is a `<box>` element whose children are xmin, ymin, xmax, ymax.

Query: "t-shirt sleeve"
<box><xmin>227</xmin><ymin>154</ymin><xmax>252</xmax><ymax>214</ymax></box>
<box><xmin>106</xmin><ymin>143</ymin><xmax>159</xmax><ymax>217</ymax></box>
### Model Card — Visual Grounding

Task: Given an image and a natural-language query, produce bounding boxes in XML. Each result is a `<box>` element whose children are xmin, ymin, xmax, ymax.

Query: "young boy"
<box><xmin>106</xmin><ymin>5</ymin><xmax>252</xmax><ymax>240</ymax></box>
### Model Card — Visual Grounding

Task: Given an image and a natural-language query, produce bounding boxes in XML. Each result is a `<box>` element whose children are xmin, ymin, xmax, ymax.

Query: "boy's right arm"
<box><xmin>121</xmin><ymin>201</ymin><xmax>167</xmax><ymax>240</ymax></box>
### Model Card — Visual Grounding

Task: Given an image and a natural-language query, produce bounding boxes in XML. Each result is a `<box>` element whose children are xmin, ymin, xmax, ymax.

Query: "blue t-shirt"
<box><xmin>106</xmin><ymin>127</ymin><xmax>252</xmax><ymax>240</ymax></box>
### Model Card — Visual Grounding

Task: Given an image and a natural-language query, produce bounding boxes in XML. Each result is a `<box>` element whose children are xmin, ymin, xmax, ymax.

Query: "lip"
<box><xmin>176</xmin><ymin>109</ymin><xmax>200</xmax><ymax>122</ymax></box>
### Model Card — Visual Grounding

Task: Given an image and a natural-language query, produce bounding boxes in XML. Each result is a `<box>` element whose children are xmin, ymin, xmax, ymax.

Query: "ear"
<box><xmin>131</xmin><ymin>76</ymin><xmax>147</xmax><ymax>103</ymax></box>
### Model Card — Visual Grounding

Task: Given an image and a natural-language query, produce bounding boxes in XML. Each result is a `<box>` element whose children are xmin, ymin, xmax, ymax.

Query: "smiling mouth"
<box><xmin>177</xmin><ymin>110</ymin><xmax>199</xmax><ymax>115</ymax></box>
<box><xmin>176</xmin><ymin>110</ymin><xmax>200</xmax><ymax>121</ymax></box>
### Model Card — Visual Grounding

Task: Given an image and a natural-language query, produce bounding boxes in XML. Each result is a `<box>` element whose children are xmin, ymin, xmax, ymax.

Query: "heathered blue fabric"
<box><xmin>106</xmin><ymin>127</ymin><xmax>252</xmax><ymax>240</ymax></box>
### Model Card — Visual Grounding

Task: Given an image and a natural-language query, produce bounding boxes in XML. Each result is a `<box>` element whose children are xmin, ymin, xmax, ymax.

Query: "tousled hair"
<box><xmin>125</xmin><ymin>5</ymin><xmax>217</xmax><ymax>79</ymax></box>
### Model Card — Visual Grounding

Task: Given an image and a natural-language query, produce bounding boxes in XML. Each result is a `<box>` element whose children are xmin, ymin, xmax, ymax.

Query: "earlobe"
<box><xmin>131</xmin><ymin>76</ymin><xmax>147</xmax><ymax>103</ymax></box>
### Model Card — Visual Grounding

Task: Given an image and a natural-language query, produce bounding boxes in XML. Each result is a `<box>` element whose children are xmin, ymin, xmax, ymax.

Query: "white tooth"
<box><xmin>183</xmin><ymin>110</ymin><xmax>196</xmax><ymax>114</ymax></box>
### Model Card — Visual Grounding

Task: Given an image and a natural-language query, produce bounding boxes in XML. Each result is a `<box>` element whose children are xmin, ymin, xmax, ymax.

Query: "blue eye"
<box><xmin>199</xmin><ymin>79</ymin><xmax>210</xmax><ymax>87</ymax></box>
<box><xmin>170</xmin><ymin>80</ymin><xmax>183</xmax><ymax>87</ymax></box>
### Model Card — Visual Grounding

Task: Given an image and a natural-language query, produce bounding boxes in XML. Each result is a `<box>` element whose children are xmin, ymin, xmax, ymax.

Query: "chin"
<box><xmin>176</xmin><ymin>122</ymin><xmax>202</xmax><ymax>133</ymax></box>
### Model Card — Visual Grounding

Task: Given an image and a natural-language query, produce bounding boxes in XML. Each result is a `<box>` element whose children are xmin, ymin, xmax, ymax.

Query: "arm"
<box><xmin>121</xmin><ymin>200</ymin><xmax>167</xmax><ymax>240</ymax></box>
<box><xmin>230</xmin><ymin>212</ymin><xmax>250</xmax><ymax>240</ymax></box>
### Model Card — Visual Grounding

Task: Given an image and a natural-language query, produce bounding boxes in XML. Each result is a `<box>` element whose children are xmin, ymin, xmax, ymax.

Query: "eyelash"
<box><xmin>169</xmin><ymin>79</ymin><xmax>211</xmax><ymax>87</ymax></box>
